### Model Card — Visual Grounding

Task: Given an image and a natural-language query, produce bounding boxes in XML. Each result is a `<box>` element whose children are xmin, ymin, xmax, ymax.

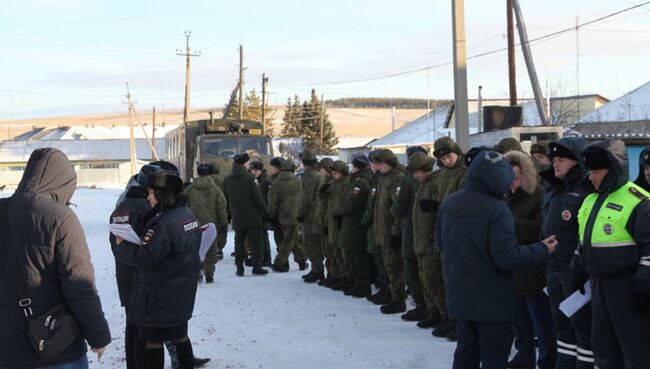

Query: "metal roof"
<box><xmin>580</xmin><ymin>82</ymin><xmax>650</xmax><ymax>123</ymax></box>
<box><xmin>0</xmin><ymin>139</ymin><xmax>166</xmax><ymax>163</ymax></box>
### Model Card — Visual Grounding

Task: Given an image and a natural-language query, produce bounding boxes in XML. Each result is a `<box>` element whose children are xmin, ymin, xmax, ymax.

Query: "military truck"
<box><xmin>166</xmin><ymin>116</ymin><xmax>273</xmax><ymax>181</ymax></box>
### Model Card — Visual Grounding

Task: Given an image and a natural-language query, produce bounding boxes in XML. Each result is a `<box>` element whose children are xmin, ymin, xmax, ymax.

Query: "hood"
<box><xmin>504</xmin><ymin>151</ymin><xmax>537</xmax><ymax>195</ymax></box>
<box><xmin>16</xmin><ymin>148</ymin><xmax>77</xmax><ymax>204</ymax></box>
<box><xmin>193</xmin><ymin>175</ymin><xmax>216</xmax><ymax>190</ymax></box>
<box><xmin>465</xmin><ymin>150</ymin><xmax>514</xmax><ymax>200</ymax></box>
<box><xmin>634</xmin><ymin>147</ymin><xmax>650</xmax><ymax>190</ymax></box>
<box><xmin>583</xmin><ymin>140</ymin><xmax>629</xmax><ymax>194</ymax></box>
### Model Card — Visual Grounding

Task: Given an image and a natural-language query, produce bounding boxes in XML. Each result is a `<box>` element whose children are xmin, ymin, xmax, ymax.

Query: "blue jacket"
<box><xmin>437</xmin><ymin>150</ymin><xmax>549</xmax><ymax>322</ymax></box>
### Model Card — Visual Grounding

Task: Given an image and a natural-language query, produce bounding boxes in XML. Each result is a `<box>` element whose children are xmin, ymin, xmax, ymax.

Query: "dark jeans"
<box><xmin>510</xmin><ymin>294</ymin><xmax>557</xmax><ymax>369</ymax></box>
<box><xmin>453</xmin><ymin>320</ymin><xmax>512</xmax><ymax>369</ymax></box>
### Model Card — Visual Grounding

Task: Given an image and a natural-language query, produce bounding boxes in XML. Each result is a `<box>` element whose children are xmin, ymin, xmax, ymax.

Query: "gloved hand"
<box><xmin>390</xmin><ymin>234</ymin><xmax>402</xmax><ymax>250</ymax></box>
<box><xmin>418</xmin><ymin>199</ymin><xmax>439</xmax><ymax>213</ymax></box>
<box><xmin>319</xmin><ymin>183</ymin><xmax>331</xmax><ymax>194</ymax></box>
<box><xmin>630</xmin><ymin>289</ymin><xmax>650</xmax><ymax>314</ymax></box>
<box><xmin>297</xmin><ymin>216</ymin><xmax>305</xmax><ymax>223</ymax></box>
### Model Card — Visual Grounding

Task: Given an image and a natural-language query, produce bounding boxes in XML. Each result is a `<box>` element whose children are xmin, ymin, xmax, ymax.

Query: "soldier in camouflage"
<box><xmin>297</xmin><ymin>149</ymin><xmax>325</xmax><ymax>282</ymax></box>
<box><xmin>325</xmin><ymin>160</ymin><xmax>350</xmax><ymax>290</ymax></box>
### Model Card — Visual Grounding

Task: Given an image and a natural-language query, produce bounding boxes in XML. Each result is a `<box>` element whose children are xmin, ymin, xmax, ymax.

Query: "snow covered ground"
<box><xmin>3</xmin><ymin>188</ymin><xmax>456</xmax><ymax>369</ymax></box>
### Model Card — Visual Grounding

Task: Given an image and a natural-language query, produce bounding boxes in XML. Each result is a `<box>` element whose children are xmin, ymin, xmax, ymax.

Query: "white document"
<box><xmin>199</xmin><ymin>223</ymin><xmax>217</xmax><ymax>261</ymax></box>
<box><xmin>559</xmin><ymin>280</ymin><xmax>591</xmax><ymax>318</ymax></box>
<box><xmin>109</xmin><ymin>223</ymin><xmax>143</xmax><ymax>245</ymax></box>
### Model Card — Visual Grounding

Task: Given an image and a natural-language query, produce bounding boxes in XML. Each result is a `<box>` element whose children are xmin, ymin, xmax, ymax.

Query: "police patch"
<box><xmin>143</xmin><ymin>229</ymin><xmax>155</xmax><ymax>245</ymax></box>
<box><xmin>603</xmin><ymin>223</ymin><xmax>613</xmax><ymax>235</ymax></box>
<box><xmin>561</xmin><ymin>210</ymin><xmax>572</xmax><ymax>221</ymax></box>
<box><xmin>605</xmin><ymin>202</ymin><xmax>623</xmax><ymax>212</ymax></box>
<box><xmin>112</xmin><ymin>214</ymin><xmax>129</xmax><ymax>223</ymax></box>
<box><xmin>183</xmin><ymin>220</ymin><xmax>200</xmax><ymax>233</ymax></box>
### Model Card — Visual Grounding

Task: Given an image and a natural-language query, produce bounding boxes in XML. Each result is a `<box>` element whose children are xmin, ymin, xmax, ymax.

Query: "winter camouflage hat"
<box><xmin>530</xmin><ymin>141</ymin><xmax>550</xmax><ymax>158</ymax></box>
<box><xmin>433</xmin><ymin>137</ymin><xmax>463</xmax><ymax>158</ymax></box>
<box><xmin>407</xmin><ymin>152</ymin><xmax>435</xmax><ymax>172</ymax></box>
<box><xmin>406</xmin><ymin>145</ymin><xmax>427</xmax><ymax>159</ymax></box>
<box><xmin>332</xmin><ymin>160</ymin><xmax>349</xmax><ymax>175</ymax></box>
<box><xmin>270</xmin><ymin>157</ymin><xmax>284</xmax><ymax>168</ymax></box>
<box><xmin>494</xmin><ymin>137</ymin><xmax>523</xmax><ymax>154</ymax></box>
<box><xmin>377</xmin><ymin>149</ymin><xmax>399</xmax><ymax>168</ymax></box>
<box><xmin>368</xmin><ymin>149</ymin><xmax>383</xmax><ymax>163</ymax></box>
<box><xmin>320</xmin><ymin>157</ymin><xmax>334</xmax><ymax>172</ymax></box>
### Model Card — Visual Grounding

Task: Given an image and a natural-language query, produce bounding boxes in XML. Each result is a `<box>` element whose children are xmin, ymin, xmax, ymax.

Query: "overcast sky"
<box><xmin>1</xmin><ymin>0</ymin><xmax>649</xmax><ymax>119</ymax></box>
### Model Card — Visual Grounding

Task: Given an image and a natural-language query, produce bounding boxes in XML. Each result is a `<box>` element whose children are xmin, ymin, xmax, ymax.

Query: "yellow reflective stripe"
<box><xmin>591</xmin><ymin>241</ymin><xmax>637</xmax><ymax>248</ymax></box>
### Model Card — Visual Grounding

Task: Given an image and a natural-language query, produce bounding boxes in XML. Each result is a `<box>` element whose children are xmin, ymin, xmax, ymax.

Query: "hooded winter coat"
<box><xmin>223</xmin><ymin>163</ymin><xmax>268</xmax><ymax>230</ymax></box>
<box><xmin>504</xmin><ymin>151</ymin><xmax>546</xmax><ymax>295</ymax></box>
<box><xmin>539</xmin><ymin>137</ymin><xmax>590</xmax><ymax>270</ymax></box>
<box><xmin>633</xmin><ymin>147</ymin><xmax>650</xmax><ymax>192</ymax></box>
<box><xmin>0</xmin><ymin>148</ymin><xmax>111</xmax><ymax>368</ymax></box>
<box><xmin>436</xmin><ymin>150</ymin><xmax>549</xmax><ymax>322</ymax></box>
<box><xmin>267</xmin><ymin>170</ymin><xmax>301</xmax><ymax>225</ymax></box>
<box><xmin>184</xmin><ymin>175</ymin><xmax>228</xmax><ymax>227</ymax></box>
<box><xmin>333</xmin><ymin>168</ymin><xmax>372</xmax><ymax>250</ymax></box>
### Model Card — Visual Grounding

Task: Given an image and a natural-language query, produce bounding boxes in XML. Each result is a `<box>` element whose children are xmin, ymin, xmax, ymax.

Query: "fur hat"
<box><xmin>270</xmin><ymin>157</ymin><xmax>284</xmax><ymax>168</ymax></box>
<box><xmin>147</xmin><ymin>170</ymin><xmax>183</xmax><ymax>194</ymax></box>
<box><xmin>332</xmin><ymin>160</ymin><xmax>349</xmax><ymax>175</ymax></box>
<box><xmin>464</xmin><ymin>146</ymin><xmax>495</xmax><ymax>167</ymax></box>
<box><xmin>137</xmin><ymin>164</ymin><xmax>161</xmax><ymax>187</ymax></box>
<box><xmin>406</xmin><ymin>146</ymin><xmax>427</xmax><ymax>159</ymax></box>
<box><xmin>196</xmin><ymin>164</ymin><xmax>214</xmax><ymax>176</ymax></box>
<box><xmin>233</xmin><ymin>153</ymin><xmax>250</xmax><ymax>165</ymax></box>
<box><xmin>377</xmin><ymin>149</ymin><xmax>399</xmax><ymax>168</ymax></box>
<box><xmin>494</xmin><ymin>137</ymin><xmax>523</xmax><ymax>154</ymax></box>
<box><xmin>300</xmin><ymin>149</ymin><xmax>318</xmax><ymax>163</ymax></box>
<box><xmin>280</xmin><ymin>160</ymin><xmax>296</xmax><ymax>172</ymax></box>
<box><xmin>368</xmin><ymin>149</ymin><xmax>382</xmax><ymax>163</ymax></box>
<box><xmin>504</xmin><ymin>151</ymin><xmax>538</xmax><ymax>194</ymax></box>
<box><xmin>407</xmin><ymin>152</ymin><xmax>435</xmax><ymax>172</ymax></box>
<box><xmin>148</xmin><ymin>160</ymin><xmax>178</xmax><ymax>173</ymax></box>
<box><xmin>433</xmin><ymin>137</ymin><xmax>463</xmax><ymax>158</ymax></box>
<box><xmin>320</xmin><ymin>157</ymin><xmax>334</xmax><ymax>172</ymax></box>
<box><xmin>250</xmin><ymin>160</ymin><xmax>264</xmax><ymax>171</ymax></box>
<box><xmin>351</xmin><ymin>153</ymin><xmax>369</xmax><ymax>169</ymax></box>
<box><xmin>530</xmin><ymin>141</ymin><xmax>550</xmax><ymax>158</ymax></box>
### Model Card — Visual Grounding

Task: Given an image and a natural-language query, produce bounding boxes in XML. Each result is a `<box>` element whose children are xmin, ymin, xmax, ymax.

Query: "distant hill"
<box><xmin>326</xmin><ymin>98</ymin><xmax>453</xmax><ymax>109</ymax></box>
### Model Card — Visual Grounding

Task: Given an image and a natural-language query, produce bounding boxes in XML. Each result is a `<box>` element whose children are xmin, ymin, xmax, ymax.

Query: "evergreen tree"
<box><xmin>281</xmin><ymin>95</ymin><xmax>302</xmax><ymax>137</ymax></box>
<box><xmin>280</xmin><ymin>89</ymin><xmax>337</xmax><ymax>154</ymax></box>
<box><xmin>224</xmin><ymin>89</ymin><xmax>273</xmax><ymax>128</ymax></box>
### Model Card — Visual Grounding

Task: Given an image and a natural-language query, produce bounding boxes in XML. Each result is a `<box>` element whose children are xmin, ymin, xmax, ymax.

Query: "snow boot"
<box><xmin>343</xmin><ymin>279</ymin><xmax>357</xmax><ymax>296</ymax></box>
<box><xmin>235</xmin><ymin>260</ymin><xmax>244</xmax><ymax>277</ymax></box>
<box><xmin>192</xmin><ymin>357</ymin><xmax>211</xmax><ymax>367</ymax></box>
<box><xmin>252</xmin><ymin>260</ymin><xmax>269</xmax><ymax>275</ymax></box>
<box><xmin>318</xmin><ymin>276</ymin><xmax>333</xmax><ymax>287</ymax></box>
<box><xmin>401</xmin><ymin>303</ymin><xmax>428</xmax><ymax>322</ymax></box>
<box><xmin>417</xmin><ymin>310</ymin><xmax>441</xmax><ymax>329</ymax></box>
<box><xmin>380</xmin><ymin>300</ymin><xmax>406</xmax><ymax>314</ymax></box>
<box><xmin>445</xmin><ymin>327</ymin><xmax>458</xmax><ymax>342</ymax></box>
<box><xmin>304</xmin><ymin>272</ymin><xmax>324</xmax><ymax>284</ymax></box>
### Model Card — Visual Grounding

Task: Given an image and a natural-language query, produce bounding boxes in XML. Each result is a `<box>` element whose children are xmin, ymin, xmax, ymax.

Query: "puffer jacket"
<box><xmin>0</xmin><ymin>148</ymin><xmax>111</xmax><ymax>368</ymax></box>
<box><xmin>268</xmin><ymin>170</ymin><xmax>301</xmax><ymax>225</ymax></box>
<box><xmin>437</xmin><ymin>150</ymin><xmax>549</xmax><ymax>323</ymax></box>
<box><xmin>298</xmin><ymin>164</ymin><xmax>322</xmax><ymax>225</ymax></box>
<box><xmin>333</xmin><ymin>168</ymin><xmax>372</xmax><ymax>250</ymax></box>
<box><xmin>184</xmin><ymin>175</ymin><xmax>228</xmax><ymax>227</ymax></box>
<box><xmin>373</xmin><ymin>165</ymin><xmax>406</xmax><ymax>246</ymax></box>
<box><xmin>119</xmin><ymin>199</ymin><xmax>202</xmax><ymax>327</ymax></box>
<box><xmin>412</xmin><ymin>171</ymin><xmax>442</xmax><ymax>255</ymax></box>
<box><xmin>540</xmin><ymin>137</ymin><xmax>589</xmax><ymax>270</ymax></box>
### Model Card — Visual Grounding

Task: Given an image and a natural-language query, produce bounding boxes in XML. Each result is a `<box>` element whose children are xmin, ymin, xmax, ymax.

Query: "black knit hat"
<box><xmin>640</xmin><ymin>148</ymin><xmax>650</xmax><ymax>166</ymax></box>
<box><xmin>351</xmin><ymin>153</ymin><xmax>369</xmax><ymax>169</ymax></box>
<box><xmin>196</xmin><ymin>164</ymin><xmax>214</xmax><ymax>176</ymax></box>
<box><xmin>582</xmin><ymin>144</ymin><xmax>612</xmax><ymax>171</ymax></box>
<box><xmin>233</xmin><ymin>153</ymin><xmax>250</xmax><ymax>165</ymax></box>
<box><xmin>147</xmin><ymin>170</ymin><xmax>183</xmax><ymax>194</ymax></box>
<box><xmin>270</xmin><ymin>157</ymin><xmax>284</xmax><ymax>168</ymax></box>
<box><xmin>250</xmin><ymin>160</ymin><xmax>264</xmax><ymax>171</ymax></box>
<box><xmin>406</xmin><ymin>146</ymin><xmax>427</xmax><ymax>159</ymax></box>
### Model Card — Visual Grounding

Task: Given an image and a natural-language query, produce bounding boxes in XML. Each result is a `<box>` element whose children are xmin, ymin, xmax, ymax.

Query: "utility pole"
<box><xmin>507</xmin><ymin>0</ymin><xmax>517</xmax><ymax>106</ymax></box>
<box><xmin>8</xmin><ymin>89</ymin><xmax>14</xmax><ymax>140</ymax></box>
<box><xmin>452</xmin><ymin>0</ymin><xmax>470</xmax><ymax>151</ymax></box>
<box><xmin>320</xmin><ymin>95</ymin><xmax>325</xmax><ymax>153</ymax></box>
<box><xmin>239</xmin><ymin>45</ymin><xmax>244</xmax><ymax>120</ymax></box>
<box><xmin>151</xmin><ymin>107</ymin><xmax>156</xmax><ymax>161</ymax></box>
<box><xmin>176</xmin><ymin>31</ymin><xmax>200</xmax><ymax>125</ymax></box>
<box><xmin>261</xmin><ymin>73</ymin><xmax>268</xmax><ymax>134</ymax></box>
<box><xmin>512</xmin><ymin>0</ymin><xmax>549</xmax><ymax>125</ymax></box>
<box><xmin>124</xmin><ymin>83</ymin><xmax>137</xmax><ymax>176</ymax></box>
<box><xmin>478</xmin><ymin>85</ymin><xmax>483</xmax><ymax>132</ymax></box>
<box><xmin>576</xmin><ymin>15</ymin><xmax>581</xmax><ymax>122</ymax></box>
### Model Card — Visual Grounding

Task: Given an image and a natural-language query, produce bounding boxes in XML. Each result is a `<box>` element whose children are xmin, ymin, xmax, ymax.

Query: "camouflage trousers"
<box><xmin>403</xmin><ymin>256</ymin><xmax>424</xmax><ymax>305</ymax></box>
<box><xmin>204</xmin><ymin>223</ymin><xmax>229</xmax><ymax>278</ymax></box>
<box><xmin>273</xmin><ymin>225</ymin><xmax>306</xmax><ymax>266</ymax></box>
<box><xmin>302</xmin><ymin>223</ymin><xmax>324</xmax><ymax>274</ymax></box>
<box><xmin>417</xmin><ymin>250</ymin><xmax>448</xmax><ymax>320</ymax></box>
<box><xmin>342</xmin><ymin>245</ymin><xmax>371</xmax><ymax>283</ymax></box>
<box><xmin>322</xmin><ymin>235</ymin><xmax>345</xmax><ymax>279</ymax></box>
<box><xmin>216</xmin><ymin>223</ymin><xmax>228</xmax><ymax>249</ymax></box>
<box><xmin>379</xmin><ymin>242</ymin><xmax>406</xmax><ymax>302</ymax></box>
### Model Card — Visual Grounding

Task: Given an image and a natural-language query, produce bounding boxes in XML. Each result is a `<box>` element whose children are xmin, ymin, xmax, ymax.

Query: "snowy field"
<box><xmin>3</xmin><ymin>188</ymin><xmax>455</xmax><ymax>369</ymax></box>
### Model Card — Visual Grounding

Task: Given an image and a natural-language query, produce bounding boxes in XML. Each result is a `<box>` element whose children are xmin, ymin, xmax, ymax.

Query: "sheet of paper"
<box><xmin>559</xmin><ymin>280</ymin><xmax>591</xmax><ymax>318</ymax></box>
<box><xmin>109</xmin><ymin>223</ymin><xmax>142</xmax><ymax>245</ymax></box>
<box><xmin>199</xmin><ymin>223</ymin><xmax>217</xmax><ymax>261</ymax></box>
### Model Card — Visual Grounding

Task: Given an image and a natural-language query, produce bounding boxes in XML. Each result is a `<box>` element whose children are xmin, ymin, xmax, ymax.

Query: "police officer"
<box><xmin>633</xmin><ymin>147</ymin><xmax>650</xmax><ymax>192</ymax></box>
<box><xmin>540</xmin><ymin>137</ymin><xmax>593</xmax><ymax>368</ymax></box>
<box><xmin>223</xmin><ymin>153</ymin><xmax>269</xmax><ymax>276</ymax></box>
<box><xmin>298</xmin><ymin>149</ymin><xmax>325</xmax><ymax>282</ymax></box>
<box><xmin>571</xmin><ymin>139</ymin><xmax>650</xmax><ymax>369</ymax></box>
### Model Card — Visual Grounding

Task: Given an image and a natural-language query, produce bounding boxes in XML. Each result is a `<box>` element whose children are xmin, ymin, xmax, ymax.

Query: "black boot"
<box><xmin>262</xmin><ymin>258</ymin><xmax>272</xmax><ymax>267</ymax></box>
<box><xmin>416</xmin><ymin>310</ymin><xmax>441</xmax><ymax>329</ymax></box>
<box><xmin>272</xmin><ymin>262</ymin><xmax>289</xmax><ymax>272</ymax></box>
<box><xmin>174</xmin><ymin>340</ymin><xmax>195</xmax><ymax>369</ymax></box>
<box><xmin>330</xmin><ymin>278</ymin><xmax>346</xmax><ymax>291</ymax></box>
<box><xmin>145</xmin><ymin>347</ymin><xmax>164</xmax><ymax>369</ymax></box>
<box><xmin>304</xmin><ymin>272</ymin><xmax>324</xmax><ymax>283</ymax></box>
<box><xmin>235</xmin><ymin>260</ymin><xmax>244</xmax><ymax>277</ymax></box>
<box><xmin>432</xmin><ymin>320</ymin><xmax>454</xmax><ymax>337</ymax></box>
<box><xmin>192</xmin><ymin>357</ymin><xmax>210</xmax><ymax>367</ymax></box>
<box><xmin>244</xmin><ymin>256</ymin><xmax>253</xmax><ymax>267</ymax></box>
<box><xmin>252</xmin><ymin>260</ymin><xmax>269</xmax><ymax>275</ymax></box>
<box><xmin>298</xmin><ymin>261</ymin><xmax>309</xmax><ymax>271</ymax></box>
<box><xmin>302</xmin><ymin>271</ymin><xmax>314</xmax><ymax>280</ymax></box>
<box><xmin>380</xmin><ymin>300</ymin><xmax>406</xmax><ymax>314</ymax></box>
<box><xmin>318</xmin><ymin>276</ymin><xmax>333</xmax><ymax>287</ymax></box>
<box><xmin>351</xmin><ymin>281</ymin><xmax>371</xmax><ymax>298</ymax></box>
<box><xmin>343</xmin><ymin>279</ymin><xmax>357</xmax><ymax>296</ymax></box>
<box><xmin>370</xmin><ymin>286</ymin><xmax>391</xmax><ymax>306</ymax></box>
<box><xmin>401</xmin><ymin>303</ymin><xmax>428</xmax><ymax>322</ymax></box>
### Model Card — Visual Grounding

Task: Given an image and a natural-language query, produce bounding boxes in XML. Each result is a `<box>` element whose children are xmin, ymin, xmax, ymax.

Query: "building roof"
<box><xmin>13</xmin><ymin>125</ymin><xmax>178</xmax><ymax>141</ymax></box>
<box><xmin>335</xmin><ymin>137</ymin><xmax>377</xmax><ymax>149</ymax></box>
<box><xmin>580</xmin><ymin>81</ymin><xmax>650</xmax><ymax>123</ymax></box>
<box><xmin>0</xmin><ymin>139</ymin><xmax>166</xmax><ymax>163</ymax></box>
<box><xmin>569</xmin><ymin>121</ymin><xmax>650</xmax><ymax>140</ymax></box>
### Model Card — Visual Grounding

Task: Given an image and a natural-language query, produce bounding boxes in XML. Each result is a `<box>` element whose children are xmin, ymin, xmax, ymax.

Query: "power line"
<box><xmin>274</xmin><ymin>1</ymin><xmax>650</xmax><ymax>87</ymax></box>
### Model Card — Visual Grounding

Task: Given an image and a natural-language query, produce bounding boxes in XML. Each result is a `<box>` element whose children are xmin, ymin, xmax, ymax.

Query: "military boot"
<box><xmin>401</xmin><ymin>303</ymin><xmax>428</xmax><ymax>322</ymax></box>
<box><xmin>235</xmin><ymin>260</ymin><xmax>244</xmax><ymax>277</ymax></box>
<box><xmin>330</xmin><ymin>278</ymin><xmax>346</xmax><ymax>291</ymax></box>
<box><xmin>272</xmin><ymin>262</ymin><xmax>289</xmax><ymax>273</ymax></box>
<box><xmin>244</xmin><ymin>256</ymin><xmax>253</xmax><ymax>267</ymax></box>
<box><xmin>304</xmin><ymin>272</ymin><xmax>324</xmax><ymax>284</ymax></box>
<box><xmin>432</xmin><ymin>320</ymin><xmax>455</xmax><ymax>338</ymax></box>
<box><xmin>298</xmin><ymin>261</ymin><xmax>309</xmax><ymax>271</ymax></box>
<box><xmin>370</xmin><ymin>286</ymin><xmax>391</xmax><ymax>306</ymax></box>
<box><xmin>252</xmin><ymin>260</ymin><xmax>268</xmax><ymax>275</ymax></box>
<box><xmin>343</xmin><ymin>278</ymin><xmax>357</xmax><ymax>296</ymax></box>
<box><xmin>416</xmin><ymin>310</ymin><xmax>441</xmax><ymax>329</ymax></box>
<box><xmin>302</xmin><ymin>271</ymin><xmax>314</xmax><ymax>280</ymax></box>
<box><xmin>380</xmin><ymin>300</ymin><xmax>406</xmax><ymax>314</ymax></box>
<box><xmin>351</xmin><ymin>281</ymin><xmax>371</xmax><ymax>298</ymax></box>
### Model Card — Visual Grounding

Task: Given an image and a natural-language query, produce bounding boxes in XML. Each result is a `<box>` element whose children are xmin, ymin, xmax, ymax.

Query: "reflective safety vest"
<box><xmin>578</xmin><ymin>182</ymin><xmax>649</xmax><ymax>249</ymax></box>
